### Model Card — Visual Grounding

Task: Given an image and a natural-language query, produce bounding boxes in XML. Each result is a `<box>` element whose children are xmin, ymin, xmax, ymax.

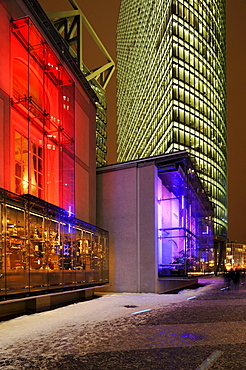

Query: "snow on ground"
<box><xmin>0</xmin><ymin>277</ymin><xmax>219</xmax><ymax>363</ymax></box>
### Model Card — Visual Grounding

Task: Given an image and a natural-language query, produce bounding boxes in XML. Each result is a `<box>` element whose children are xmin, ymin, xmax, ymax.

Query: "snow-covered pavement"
<box><xmin>2</xmin><ymin>277</ymin><xmax>246</xmax><ymax>369</ymax></box>
<box><xmin>1</xmin><ymin>287</ymin><xmax>209</xmax><ymax>352</ymax></box>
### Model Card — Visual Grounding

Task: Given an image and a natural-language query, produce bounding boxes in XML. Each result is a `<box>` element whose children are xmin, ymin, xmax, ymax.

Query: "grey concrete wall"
<box><xmin>97</xmin><ymin>166</ymin><xmax>139</xmax><ymax>292</ymax></box>
<box><xmin>138</xmin><ymin>164</ymin><xmax>158</xmax><ymax>293</ymax></box>
<box><xmin>97</xmin><ymin>163</ymin><xmax>159</xmax><ymax>293</ymax></box>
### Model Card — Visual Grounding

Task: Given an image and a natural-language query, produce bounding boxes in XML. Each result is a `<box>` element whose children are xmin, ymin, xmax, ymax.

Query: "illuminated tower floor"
<box><xmin>116</xmin><ymin>0</ymin><xmax>227</xmax><ymax>241</ymax></box>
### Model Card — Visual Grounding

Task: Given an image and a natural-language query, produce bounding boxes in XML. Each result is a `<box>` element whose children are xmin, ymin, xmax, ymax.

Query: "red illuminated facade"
<box><xmin>11</xmin><ymin>17</ymin><xmax>75</xmax><ymax>213</ymax></box>
<box><xmin>0</xmin><ymin>0</ymin><xmax>109</xmax><ymax>304</ymax></box>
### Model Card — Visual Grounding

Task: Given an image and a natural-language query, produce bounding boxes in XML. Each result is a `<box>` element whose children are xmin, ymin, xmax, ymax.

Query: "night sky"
<box><xmin>227</xmin><ymin>0</ymin><xmax>246</xmax><ymax>243</ymax></box>
<box><xmin>40</xmin><ymin>0</ymin><xmax>246</xmax><ymax>243</ymax></box>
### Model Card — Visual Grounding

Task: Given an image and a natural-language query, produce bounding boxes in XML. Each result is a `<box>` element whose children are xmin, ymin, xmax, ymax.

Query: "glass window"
<box><xmin>6</xmin><ymin>205</ymin><xmax>28</xmax><ymax>291</ymax></box>
<box><xmin>184</xmin><ymin>49</ymin><xmax>189</xmax><ymax>62</ymax></box>
<box><xmin>15</xmin><ymin>131</ymin><xmax>43</xmax><ymax>197</ymax></box>
<box><xmin>15</xmin><ymin>131</ymin><xmax>29</xmax><ymax>195</ymax></box>
<box><xmin>157</xmin><ymin>168</ymin><xmax>213</xmax><ymax>277</ymax></box>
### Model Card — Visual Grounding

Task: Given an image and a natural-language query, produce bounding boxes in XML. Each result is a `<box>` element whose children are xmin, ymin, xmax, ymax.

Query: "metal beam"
<box><xmin>47</xmin><ymin>10</ymin><xmax>79</xmax><ymax>19</ymax></box>
<box><xmin>47</xmin><ymin>0</ymin><xmax>114</xmax><ymax>91</ymax></box>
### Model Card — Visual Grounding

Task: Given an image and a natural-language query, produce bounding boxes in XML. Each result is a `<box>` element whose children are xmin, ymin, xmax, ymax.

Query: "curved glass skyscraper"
<box><xmin>116</xmin><ymin>0</ymin><xmax>227</xmax><ymax>242</ymax></box>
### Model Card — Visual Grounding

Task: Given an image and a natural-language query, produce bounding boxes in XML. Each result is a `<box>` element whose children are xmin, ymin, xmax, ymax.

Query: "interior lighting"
<box><xmin>6</xmin><ymin>204</ymin><xmax>25</xmax><ymax>211</ymax></box>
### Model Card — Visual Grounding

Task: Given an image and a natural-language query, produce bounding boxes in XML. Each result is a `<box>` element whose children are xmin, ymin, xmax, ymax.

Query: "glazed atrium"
<box><xmin>116</xmin><ymin>0</ymin><xmax>227</xmax><ymax>242</ymax></box>
<box><xmin>0</xmin><ymin>0</ymin><xmax>109</xmax><ymax>303</ymax></box>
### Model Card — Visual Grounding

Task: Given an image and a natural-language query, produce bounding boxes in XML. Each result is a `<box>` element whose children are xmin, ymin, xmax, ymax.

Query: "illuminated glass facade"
<box><xmin>0</xmin><ymin>1</ymin><xmax>109</xmax><ymax>301</ymax></box>
<box><xmin>157</xmin><ymin>157</ymin><xmax>214</xmax><ymax>276</ymax></box>
<box><xmin>11</xmin><ymin>17</ymin><xmax>75</xmax><ymax>214</ymax></box>
<box><xmin>116</xmin><ymin>0</ymin><xmax>227</xmax><ymax>241</ymax></box>
<box><xmin>0</xmin><ymin>189</ymin><xmax>108</xmax><ymax>298</ymax></box>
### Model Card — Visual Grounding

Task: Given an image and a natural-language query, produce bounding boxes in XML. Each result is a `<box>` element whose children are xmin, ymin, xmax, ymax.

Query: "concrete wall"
<box><xmin>97</xmin><ymin>165</ymin><xmax>139</xmax><ymax>292</ymax></box>
<box><xmin>138</xmin><ymin>163</ymin><xmax>158</xmax><ymax>293</ymax></box>
<box><xmin>96</xmin><ymin>162</ymin><xmax>159</xmax><ymax>293</ymax></box>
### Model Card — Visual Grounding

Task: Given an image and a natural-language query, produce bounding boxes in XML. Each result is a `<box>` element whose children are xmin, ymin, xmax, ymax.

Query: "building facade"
<box><xmin>39</xmin><ymin>0</ymin><xmax>115</xmax><ymax>168</ymax></box>
<box><xmin>0</xmin><ymin>0</ymin><xmax>109</xmax><ymax>302</ymax></box>
<box><xmin>226</xmin><ymin>242</ymin><xmax>246</xmax><ymax>271</ymax></box>
<box><xmin>116</xmin><ymin>0</ymin><xmax>227</xmax><ymax>245</ymax></box>
<box><xmin>97</xmin><ymin>152</ymin><xmax>213</xmax><ymax>293</ymax></box>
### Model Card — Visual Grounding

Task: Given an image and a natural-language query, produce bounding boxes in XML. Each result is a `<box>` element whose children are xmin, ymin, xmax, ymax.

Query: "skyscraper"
<box><xmin>116</xmin><ymin>0</ymin><xmax>227</xmax><ymax>243</ymax></box>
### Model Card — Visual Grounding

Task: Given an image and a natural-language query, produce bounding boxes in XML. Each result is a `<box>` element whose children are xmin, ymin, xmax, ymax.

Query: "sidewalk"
<box><xmin>1</xmin><ymin>274</ymin><xmax>246</xmax><ymax>369</ymax></box>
